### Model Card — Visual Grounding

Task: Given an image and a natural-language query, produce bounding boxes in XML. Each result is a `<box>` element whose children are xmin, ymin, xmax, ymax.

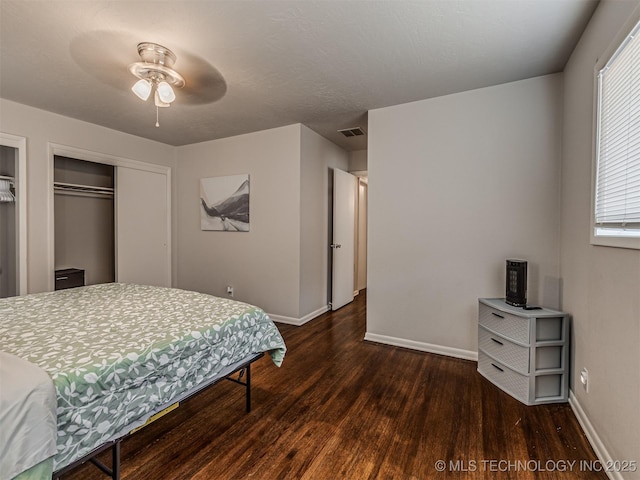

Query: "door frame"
<box><xmin>0</xmin><ymin>132</ymin><xmax>27</xmax><ymax>295</ymax></box>
<box><xmin>354</xmin><ymin>176</ymin><xmax>368</xmax><ymax>293</ymax></box>
<box><xmin>47</xmin><ymin>143</ymin><xmax>172</xmax><ymax>291</ymax></box>
<box><xmin>330</xmin><ymin>168</ymin><xmax>356</xmax><ymax>311</ymax></box>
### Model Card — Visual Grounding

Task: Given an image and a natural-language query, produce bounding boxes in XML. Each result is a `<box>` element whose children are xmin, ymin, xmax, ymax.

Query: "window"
<box><xmin>594</xmin><ymin>19</ymin><xmax>640</xmax><ymax>248</ymax></box>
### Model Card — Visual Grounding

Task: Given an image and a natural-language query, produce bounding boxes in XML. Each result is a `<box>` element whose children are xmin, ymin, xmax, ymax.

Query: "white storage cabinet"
<box><xmin>477</xmin><ymin>298</ymin><xmax>569</xmax><ymax>405</ymax></box>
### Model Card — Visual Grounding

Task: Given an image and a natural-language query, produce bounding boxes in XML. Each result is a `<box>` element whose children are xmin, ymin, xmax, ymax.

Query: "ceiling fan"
<box><xmin>69</xmin><ymin>31</ymin><xmax>228</xmax><ymax>127</ymax></box>
<box><xmin>129</xmin><ymin>43</ymin><xmax>185</xmax><ymax>107</ymax></box>
<box><xmin>129</xmin><ymin>42</ymin><xmax>185</xmax><ymax>126</ymax></box>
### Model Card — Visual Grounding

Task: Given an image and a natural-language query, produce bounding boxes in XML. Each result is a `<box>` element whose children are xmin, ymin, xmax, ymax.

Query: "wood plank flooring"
<box><xmin>61</xmin><ymin>291</ymin><xmax>605</xmax><ymax>479</ymax></box>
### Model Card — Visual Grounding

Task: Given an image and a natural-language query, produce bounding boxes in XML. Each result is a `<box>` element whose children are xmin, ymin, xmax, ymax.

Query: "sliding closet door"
<box><xmin>116</xmin><ymin>167</ymin><xmax>170</xmax><ymax>287</ymax></box>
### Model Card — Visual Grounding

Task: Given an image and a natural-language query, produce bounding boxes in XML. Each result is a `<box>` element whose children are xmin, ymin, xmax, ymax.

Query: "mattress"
<box><xmin>0</xmin><ymin>352</ymin><xmax>57</xmax><ymax>480</ymax></box>
<box><xmin>0</xmin><ymin>283</ymin><xmax>286</xmax><ymax>474</ymax></box>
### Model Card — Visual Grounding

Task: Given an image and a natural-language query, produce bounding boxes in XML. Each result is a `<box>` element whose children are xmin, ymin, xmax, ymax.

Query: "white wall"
<box><xmin>0</xmin><ymin>99</ymin><xmax>175</xmax><ymax>293</ymax></box>
<box><xmin>561</xmin><ymin>1</ymin><xmax>640</xmax><ymax>475</ymax></box>
<box><xmin>348</xmin><ymin>149</ymin><xmax>368</xmax><ymax>173</ymax></box>
<box><xmin>367</xmin><ymin>75</ymin><xmax>563</xmax><ymax>357</ymax></box>
<box><xmin>175</xmin><ymin>125</ymin><xmax>303</xmax><ymax>318</ymax></box>
<box><xmin>300</xmin><ymin>125</ymin><xmax>349</xmax><ymax>317</ymax></box>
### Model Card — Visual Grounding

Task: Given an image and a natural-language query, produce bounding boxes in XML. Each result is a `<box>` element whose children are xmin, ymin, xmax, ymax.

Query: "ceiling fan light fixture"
<box><xmin>154</xmin><ymin>90</ymin><xmax>171</xmax><ymax>108</ymax></box>
<box><xmin>129</xmin><ymin>42</ymin><xmax>185</xmax><ymax>127</ymax></box>
<box><xmin>131</xmin><ymin>78</ymin><xmax>152</xmax><ymax>101</ymax></box>
<box><xmin>156</xmin><ymin>81</ymin><xmax>175</xmax><ymax>103</ymax></box>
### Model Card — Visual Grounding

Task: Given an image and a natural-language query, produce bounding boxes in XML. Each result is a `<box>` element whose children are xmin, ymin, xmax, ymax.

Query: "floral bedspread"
<box><xmin>0</xmin><ymin>283</ymin><xmax>286</xmax><ymax>471</ymax></box>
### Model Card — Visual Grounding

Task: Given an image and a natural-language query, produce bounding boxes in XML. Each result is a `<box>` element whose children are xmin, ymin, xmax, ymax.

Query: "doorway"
<box><xmin>0</xmin><ymin>133</ymin><xmax>27</xmax><ymax>297</ymax></box>
<box><xmin>329</xmin><ymin>168</ymin><xmax>368</xmax><ymax>311</ymax></box>
<box><xmin>355</xmin><ymin>177</ymin><xmax>368</xmax><ymax>293</ymax></box>
<box><xmin>331</xmin><ymin>168</ymin><xmax>356</xmax><ymax>310</ymax></box>
<box><xmin>0</xmin><ymin>146</ymin><xmax>18</xmax><ymax>297</ymax></box>
<box><xmin>54</xmin><ymin>155</ymin><xmax>116</xmax><ymax>287</ymax></box>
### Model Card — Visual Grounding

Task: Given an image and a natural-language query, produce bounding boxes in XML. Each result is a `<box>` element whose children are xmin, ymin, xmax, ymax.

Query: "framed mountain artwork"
<box><xmin>200</xmin><ymin>174</ymin><xmax>250</xmax><ymax>232</ymax></box>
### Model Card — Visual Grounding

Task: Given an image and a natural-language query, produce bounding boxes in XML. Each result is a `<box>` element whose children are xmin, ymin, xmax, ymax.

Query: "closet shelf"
<box><xmin>0</xmin><ymin>174</ymin><xmax>15</xmax><ymax>183</ymax></box>
<box><xmin>54</xmin><ymin>181</ymin><xmax>114</xmax><ymax>198</ymax></box>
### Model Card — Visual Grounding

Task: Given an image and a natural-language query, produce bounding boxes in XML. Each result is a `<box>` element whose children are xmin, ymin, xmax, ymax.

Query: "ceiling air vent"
<box><xmin>338</xmin><ymin>127</ymin><xmax>366</xmax><ymax>137</ymax></box>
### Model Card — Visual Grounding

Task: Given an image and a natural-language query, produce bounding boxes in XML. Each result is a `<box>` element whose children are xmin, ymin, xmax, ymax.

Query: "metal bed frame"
<box><xmin>52</xmin><ymin>352</ymin><xmax>264</xmax><ymax>480</ymax></box>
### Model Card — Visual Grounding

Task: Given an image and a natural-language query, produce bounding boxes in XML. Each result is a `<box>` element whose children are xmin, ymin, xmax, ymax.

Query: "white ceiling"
<box><xmin>0</xmin><ymin>0</ymin><xmax>598</xmax><ymax>151</ymax></box>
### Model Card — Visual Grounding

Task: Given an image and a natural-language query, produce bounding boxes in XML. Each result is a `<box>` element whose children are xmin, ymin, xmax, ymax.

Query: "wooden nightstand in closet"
<box><xmin>55</xmin><ymin>268</ymin><xmax>85</xmax><ymax>290</ymax></box>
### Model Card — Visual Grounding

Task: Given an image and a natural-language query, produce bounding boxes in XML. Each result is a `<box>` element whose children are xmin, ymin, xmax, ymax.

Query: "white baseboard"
<box><xmin>569</xmin><ymin>391</ymin><xmax>620</xmax><ymax>480</ymax></box>
<box><xmin>363</xmin><ymin>332</ymin><xmax>478</xmax><ymax>361</ymax></box>
<box><xmin>269</xmin><ymin>305</ymin><xmax>330</xmax><ymax>326</ymax></box>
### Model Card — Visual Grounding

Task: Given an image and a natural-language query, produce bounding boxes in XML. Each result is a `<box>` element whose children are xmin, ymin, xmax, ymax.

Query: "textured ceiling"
<box><xmin>0</xmin><ymin>0</ymin><xmax>598</xmax><ymax>151</ymax></box>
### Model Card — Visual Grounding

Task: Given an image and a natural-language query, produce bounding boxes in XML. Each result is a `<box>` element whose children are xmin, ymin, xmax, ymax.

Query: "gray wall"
<box><xmin>300</xmin><ymin>125</ymin><xmax>349</xmax><ymax>317</ymax></box>
<box><xmin>367</xmin><ymin>74</ymin><xmax>563</xmax><ymax>357</ymax></box>
<box><xmin>348</xmin><ymin>150</ymin><xmax>368</xmax><ymax>173</ymax></box>
<box><xmin>561</xmin><ymin>0</ymin><xmax>640</xmax><ymax>471</ymax></box>
<box><xmin>175</xmin><ymin>124</ymin><xmax>348</xmax><ymax>321</ymax></box>
<box><xmin>54</xmin><ymin>195</ymin><xmax>114</xmax><ymax>285</ymax></box>
<box><xmin>175</xmin><ymin>125</ymin><xmax>302</xmax><ymax>319</ymax></box>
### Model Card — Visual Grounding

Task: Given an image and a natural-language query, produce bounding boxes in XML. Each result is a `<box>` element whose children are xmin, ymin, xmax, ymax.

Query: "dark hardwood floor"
<box><xmin>62</xmin><ymin>291</ymin><xmax>605</xmax><ymax>479</ymax></box>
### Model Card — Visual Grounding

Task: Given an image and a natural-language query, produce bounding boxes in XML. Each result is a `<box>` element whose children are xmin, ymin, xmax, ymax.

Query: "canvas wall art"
<box><xmin>200</xmin><ymin>174</ymin><xmax>250</xmax><ymax>231</ymax></box>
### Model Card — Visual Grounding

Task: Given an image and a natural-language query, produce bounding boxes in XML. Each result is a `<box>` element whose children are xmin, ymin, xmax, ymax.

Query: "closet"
<box><xmin>51</xmin><ymin>147</ymin><xmax>171</xmax><ymax>289</ymax></box>
<box><xmin>54</xmin><ymin>156</ymin><xmax>115</xmax><ymax>287</ymax></box>
<box><xmin>0</xmin><ymin>145</ymin><xmax>18</xmax><ymax>297</ymax></box>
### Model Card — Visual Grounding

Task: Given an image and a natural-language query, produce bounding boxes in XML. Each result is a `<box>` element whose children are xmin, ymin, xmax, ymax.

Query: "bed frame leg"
<box><xmin>112</xmin><ymin>441</ymin><xmax>121</xmax><ymax>480</ymax></box>
<box><xmin>87</xmin><ymin>440</ymin><xmax>120</xmax><ymax>479</ymax></box>
<box><xmin>246</xmin><ymin>363</ymin><xmax>252</xmax><ymax>413</ymax></box>
<box><xmin>226</xmin><ymin>362</ymin><xmax>254</xmax><ymax>413</ymax></box>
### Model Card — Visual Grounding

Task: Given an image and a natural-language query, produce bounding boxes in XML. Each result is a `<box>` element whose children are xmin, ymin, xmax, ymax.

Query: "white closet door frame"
<box><xmin>0</xmin><ymin>132</ymin><xmax>27</xmax><ymax>295</ymax></box>
<box><xmin>47</xmin><ymin>143</ymin><xmax>172</xmax><ymax>291</ymax></box>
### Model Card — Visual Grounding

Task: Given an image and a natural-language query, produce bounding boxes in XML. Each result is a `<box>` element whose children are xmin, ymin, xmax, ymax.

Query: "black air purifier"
<box><xmin>505</xmin><ymin>259</ymin><xmax>527</xmax><ymax>307</ymax></box>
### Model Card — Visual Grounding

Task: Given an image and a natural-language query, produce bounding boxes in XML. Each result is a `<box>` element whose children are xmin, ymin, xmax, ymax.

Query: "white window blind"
<box><xmin>595</xmin><ymin>20</ymin><xmax>640</xmax><ymax>236</ymax></box>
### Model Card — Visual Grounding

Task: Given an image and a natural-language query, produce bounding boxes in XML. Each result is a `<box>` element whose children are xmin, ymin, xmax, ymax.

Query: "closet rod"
<box><xmin>54</xmin><ymin>181</ymin><xmax>114</xmax><ymax>197</ymax></box>
<box><xmin>0</xmin><ymin>175</ymin><xmax>16</xmax><ymax>203</ymax></box>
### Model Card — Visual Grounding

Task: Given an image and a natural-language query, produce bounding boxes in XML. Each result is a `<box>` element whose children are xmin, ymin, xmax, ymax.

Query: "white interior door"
<box><xmin>331</xmin><ymin>169</ymin><xmax>356</xmax><ymax>310</ymax></box>
<box><xmin>116</xmin><ymin>166</ymin><xmax>170</xmax><ymax>287</ymax></box>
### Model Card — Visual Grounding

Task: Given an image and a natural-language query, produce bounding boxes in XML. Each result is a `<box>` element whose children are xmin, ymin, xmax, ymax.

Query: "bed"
<box><xmin>0</xmin><ymin>283</ymin><xmax>286</xmax><ymax>480</ymax></box>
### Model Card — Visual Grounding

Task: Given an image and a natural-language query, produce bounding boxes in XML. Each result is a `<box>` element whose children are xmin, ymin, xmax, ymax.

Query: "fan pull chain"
<box><xmin>156</xmin><ymin>106</ymin><xmax>160</xmax><ymax>127</ymax></box>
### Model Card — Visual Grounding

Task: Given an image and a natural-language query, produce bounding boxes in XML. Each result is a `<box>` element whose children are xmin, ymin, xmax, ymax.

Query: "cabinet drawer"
<box><xmin>479</xmin><ymin>303</ymin><xmax>529</xmax><ymax>344</ymax></box>
<box><xmin>478</xmin><ymin>351</ymin><xmax>529</xmax><ymax>404</ymax></box>
<box><xmin>55</xmin><ymin>268</ymin><xmax>85</xmax><ymax>290</ymax></box>
<box><xmin>478</xmin><ymin>326</ymin><xmax>529</xmax><ymax>374</ymax></box>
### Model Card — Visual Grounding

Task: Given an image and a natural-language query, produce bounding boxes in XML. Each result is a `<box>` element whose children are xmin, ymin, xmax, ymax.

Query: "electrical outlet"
<box><xmin>580</xmin><ymin>368</ymin><xmax>589</xmax><ymax>393</ymax></box>
<box><xmin>226</xmin><ymin>285</ymin><xmax>234</xmax><ymax>297</ymax></box>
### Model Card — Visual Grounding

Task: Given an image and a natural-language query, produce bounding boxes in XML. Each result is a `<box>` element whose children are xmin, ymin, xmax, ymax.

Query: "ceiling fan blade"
<box><xmin>175</xmin><ymin>51</ymin><xmax>227</xmax><ymax>106</ymax></box>
<box><xmin>70</xmin><ymin>30</ymin><xmax>141</xmax><ymax>90</ymax></box>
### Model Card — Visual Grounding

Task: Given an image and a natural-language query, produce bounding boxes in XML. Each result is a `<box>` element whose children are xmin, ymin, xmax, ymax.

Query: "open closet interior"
<box><xmin>54</xmin><ymin>156</ymin><xmax>115</xmax><ymax>287</ymax></box>
<box><xmin>0</xmin><ymin>145</ymin><xmax>18</xmax><ymax>298</ymax></box>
